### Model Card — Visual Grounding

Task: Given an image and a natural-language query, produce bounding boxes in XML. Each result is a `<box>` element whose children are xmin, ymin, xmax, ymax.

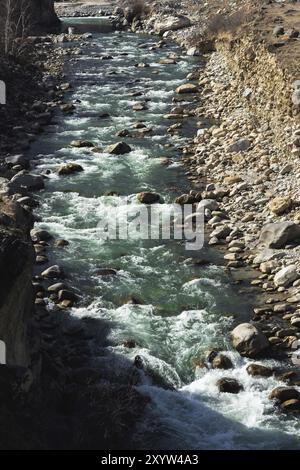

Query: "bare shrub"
<box><xmin>0</xmin><ymin>0</ymin><xmax>33</xmax><ymax>55</ymax></box>
<box><xmin>121</xmin><ymin>0</ymin><xmax>150</xmax><ymax>19</ymax></box>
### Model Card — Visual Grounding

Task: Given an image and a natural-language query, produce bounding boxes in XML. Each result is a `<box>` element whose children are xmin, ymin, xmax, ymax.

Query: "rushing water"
<box><xmin>29</xmin><ymin>19</ymin><xmax>300</xmax><ymax>449</ymax></box>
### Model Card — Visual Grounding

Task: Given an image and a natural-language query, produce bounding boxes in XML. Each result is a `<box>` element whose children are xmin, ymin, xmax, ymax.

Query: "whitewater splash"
<box><xmin>29</xmin><ymin>24</ymin><xmax>300</xmax><ymax>449</ymax></box>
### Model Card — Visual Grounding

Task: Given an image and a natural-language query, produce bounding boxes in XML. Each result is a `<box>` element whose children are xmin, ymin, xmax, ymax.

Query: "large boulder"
<box><xmin>57</xmin><ymin>163</ymin><xmax>84</xmax><ymax>176</ymax></box>
<box><xmin>105</xmin><ymin>142</ymin><xmax>132</xmax><ymax>155</ymax></box>
<box><xmin>8</xmin><ymin>171</ymin><xmax>44</xmax><ymax>192</ymax></box>
<box><xmin>230</xmin><ymin>323</ymin><xmax>269</xmax><ymax>358</ymax></box>
<box><xmin>274</xmin><ymin>265</ymin><xmax>299</xmax><ymax>287</ymax></box>
<box><xmin>155</xmin><ymin>15</ymin><xmax>191</xmax><ymax>35</ymax></box>
<box><xmin>259</xmin><ymin>222</ymin><xmax>300</xmax><ymax>249</ymax></box>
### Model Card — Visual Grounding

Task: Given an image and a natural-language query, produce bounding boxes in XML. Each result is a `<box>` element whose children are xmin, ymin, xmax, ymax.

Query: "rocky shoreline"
<box><xmin>1</xmin><ymin>0</ymin><xmax>300</xmax><ymax>448</ymax></box>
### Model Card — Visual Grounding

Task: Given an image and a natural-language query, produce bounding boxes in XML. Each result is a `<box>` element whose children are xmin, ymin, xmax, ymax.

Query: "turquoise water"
<box><xmin>29</xmin><ymin>24</ymin><xmax>300</xmax><ymax>449</ymax></box>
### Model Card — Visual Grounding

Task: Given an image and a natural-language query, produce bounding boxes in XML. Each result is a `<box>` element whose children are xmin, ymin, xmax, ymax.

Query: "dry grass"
<box><xmin>206</xmin><ymin>7</ymin><xmax>254</xmax><ymax>41</ymax></box>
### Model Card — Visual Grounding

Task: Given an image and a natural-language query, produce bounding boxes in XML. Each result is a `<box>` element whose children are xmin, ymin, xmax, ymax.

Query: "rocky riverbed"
<box><xmin>1</xmin><ymin>0</ymin><xmax>300</xmax><ymax>449</ymax></box>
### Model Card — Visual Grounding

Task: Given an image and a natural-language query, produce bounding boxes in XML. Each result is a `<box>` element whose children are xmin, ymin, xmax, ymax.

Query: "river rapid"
<box><xmin>28</xmin><ymin>18</ymin><xmax>300</xmax><ymax>450</ymax></box>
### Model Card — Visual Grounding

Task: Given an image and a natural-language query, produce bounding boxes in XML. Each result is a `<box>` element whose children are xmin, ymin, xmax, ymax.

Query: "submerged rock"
<box><xmin>55</xmin><ymin>239</ymin><xmax>70</xmax><ymax>247</ymax></box>
<box><xmin>230</xmin><ymin>323</ymin><xmax>269</xmax><ymax>358</ymax></box>
<box><xmin>96</xmin><ymin>268</ymin><xmax>118</xmax><ymax>276</ymax></box>
<box><xmin>70</xmin><ymin>140</ymin><xmax>94</xmax><ymax>148</ymax></box>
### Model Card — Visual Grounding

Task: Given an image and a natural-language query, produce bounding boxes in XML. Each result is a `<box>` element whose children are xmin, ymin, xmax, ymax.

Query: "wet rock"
<box><xmin>175</xmin><ymin>83</ymin><xmax>198</xmax><ymax>94</ymax></box>
<box><xmin>36</xmin><ymin>255</ymin><xmax>48</xmax><ymax>264</ymax></box>
<box><xmin>269</xmin><ymin>386</ymin><xmax>300</xmax><ymax>403</ymax></box>
<box><xmin>70</xmin><ymin>140</ymin><xmax>94</xmax><ymax>148</ymax></box>
<box><xmin>230</xmin><ymin>323</ymin><xmax>269</xmax><ymax>358</ymax></box>
<box><xmin>175</xmin><ymin>194</ymin><xmax>195</xmax><ymax>205</ymax></box>
<box><xmin>17</xmin><ymin>196</ymin><xmax>39</xmax><ymax>208</ymax></box>
<box><xmin>122</xmin><ymin>296</ymin><xmax>142</xmax><ymax>305</ymax></box>
<box><xmin>280</xmin><ymin>399</ymin><xmax>300</xmax><ymax>412</ymax></box>
<box><xmin>41</xmin><ymin>265</ymin><xmax>64</xmax><ymax>279</ymax></box>
<box><xmin>246</xmin><ymin>363</ymin><xmax>273</xmax><ymax>377</ymax></box>
<box><xmin>274</xmin><ymin>265</ymin><xmax>299</xmax><ymax>287</ymax></box>
<box><xmin>58</xmin><ymin>290</ymin><xmax>77</xmax><ymax>303</ymax></box>
<box><xmin>134</xmin><ymin>355</ymin><xmax>144</xmax><ymax>369</ymax></box>
<box><xmin>8</xmin><ymin>171</ymin><xmax>44</xmax><ymax>192</ymax></box>
<box><xmin>217</xmin><ymin>378</ymin><xmax>244</xmax><ymax>394</ymax></box>
<box><xmin>60</xmin><ymin>103</ymin><xmax>75</xmax><ymax>113</ymax></box>
<box><xmin>5</xmin><ymin>155</ymin><xmax>30</xmax><ymax>170</ymax></box>
<box><xmin>116</xmin><ymin>129</ymin><xmax>131</xmax><ymax>138</ymax></box>
<box><xmin>48</xmin><ymin>283</ymin><xmax>66</xmax><ymax>293</ymax></box>
<box><xmin>55</xmin><ymin>239</ymin><xmax>69</xmax><ymax>247</ymax></box>
<box><xmin>268</xmin><ymin>197</ymin><xmax>292</xmax><ymax>216</ymax></box>
<box><xmin>58</xmin><ymin>163</ymin><xmax>84</xmax><ymax>176</ymax></box>
<box><xmin>259</xmin><ymin>222</ymin><xmax>300</xmax><ymax>249</ymax></box>
<box><xmin>30</xmin><ymin>228</ymin><xmax>52</xmax><ymax>242</ymax></box>
<box><xmin>137</xmin><ymin>192</ymin><xmax>161</xmax><ymax>204</ymax></box>
<box><xmin>212</xmin><ymin>354</ymin><xmax>233</xmax><ymax>370</ymax></box>
<box><xmin>105</xmin><ymin>142</ymin><xmax>132</xmax><ymax>155</ymax></box>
